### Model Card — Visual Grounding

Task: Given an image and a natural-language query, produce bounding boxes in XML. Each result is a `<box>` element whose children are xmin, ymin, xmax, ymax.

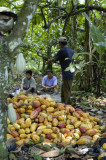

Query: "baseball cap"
<box><xmin>59</xmin><ymin>37</ymin><xmax>67</xmax><ymax>42</ymax></box>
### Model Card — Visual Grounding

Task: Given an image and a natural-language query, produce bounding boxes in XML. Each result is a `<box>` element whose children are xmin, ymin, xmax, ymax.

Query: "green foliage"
<box><xmin>51</xmin><ymin>143</ymin><xmax>57</xmax><ymax>147</ymax></box>
<box><xmin>33</xmin><ymin>150</ymin><xmax>40</xmax><ymax>157</ymax></box>
<box><xmin>3</xmin><ymin>0</ymin><xmax>105</xmax><ymax>93</ymax></box>
<box><xmin>83</xmin><ymin>12</ymin><xmax>105</xmax><ymax>60</ymax></box>
<box><xmin>9</xmin><ymin>153</ymin><xmax>16</xmax><ymax>159</ymax></box>
<box><xmin>65</xmin><ymin>52</ymin><xmax>91</xmax><ymax>73</ymax></box>
<box><xmin>36</xmin><ymin>156</ymin><xmax>43</xmax><ymax>160</ymax></box>
<box><xmin>94</xmin><ymin>42</ymin><xmax>106</xmax><ymax>48</ymax></box>
<box><xmin>65</xmin><ymin>63</ymin><xmax>75</xmax><ymax>73</ymax></box>
<box><xmin>32</xmin><ymin>152</ymin><xmax>42</xmax><ymax>160</ymax></box>
<box><xmin>65</xmin><ymin>13</ymin><xmax>105</xmax><ymax>83</ymax></box>
<box><xmin>73</xmin><ymin>52</ymin><xmax>90</xmax><ymax>59</ymax></box>
<box><xmin>40</xmin><ymin>135</ymin><xmax>44</xmax><ymax>142</ymax></box>
<box><xmin>60</xmin><ymin>147</ymin><xmax>66</xmax><ymax>153</ymax></box>
<box><xmin>0</xmin><ymin>143</ymin><xmax>3</xmax><ymax>153</ymax></box>
<box><xmin>43</xmin><ymin>144</ymin><xmax>50</xmax><ymax>148</ymax></box>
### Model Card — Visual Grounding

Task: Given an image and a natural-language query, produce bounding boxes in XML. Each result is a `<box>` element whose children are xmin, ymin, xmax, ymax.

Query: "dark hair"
<box><xmin>59</xmin><ymin>41</ymin><xmax>67</xmax><ymax>45</ymax></box>
<box><xmin>46</xmin><ymin>70</ymin><xmax>53</xmax><ymax>73</ymax></box>
<box><xmin>26</xmin><ymin>70</ymin><xmax>32</xmax><ymax>75</ymax></box>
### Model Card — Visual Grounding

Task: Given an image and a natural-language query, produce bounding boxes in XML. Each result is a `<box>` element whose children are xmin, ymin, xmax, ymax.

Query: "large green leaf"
<box><xmin>83</xmin><ymin>13</ymin><xmax>105</xmax><ymax>57</ymax></box>
<box><xmin>94</xmin><ymin>42</ymin><xmax>106</xmax><ymax>48</ymax></box>
<box><xmin>73</xmin><ymin>52</ymin><xmax>90</xmax><ymax>59</ymax></box>
<box><xmin>65</xmin><ymin>63</ymin><xmax>75</xmax><ymax>73</ymax></box>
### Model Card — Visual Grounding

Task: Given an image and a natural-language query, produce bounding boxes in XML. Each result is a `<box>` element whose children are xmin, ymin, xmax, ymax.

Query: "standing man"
<box><xmin>47</xmin><ymin>37</ymin><xmax>74</xmax><ymax>104</ymax></box>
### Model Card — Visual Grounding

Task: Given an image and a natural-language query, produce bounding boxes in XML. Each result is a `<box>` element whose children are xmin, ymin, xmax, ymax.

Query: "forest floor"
<box><xmin>8</xmin><ymin>74</ymin><xmax>106</xmax><ymax>160</ymax></box>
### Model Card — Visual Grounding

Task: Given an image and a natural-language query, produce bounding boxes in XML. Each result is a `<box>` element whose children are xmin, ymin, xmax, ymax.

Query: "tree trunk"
<box><xmin>97</xmin><ymin>67</ymin><xmax>101</xmax><ymax>95</ymax></box>
<box><xmin>73</xmin><ymin>15</ymin><xmax>77</xmax><ymax>51</ymax></box>
<box><xmin>10</xmin><ymin>60</ymin><xmax>15</xmax><ymax>80</ymax></box>
<box><xmin>84</xmin><ymin>0</ymin><xmax>90</xmax><ymax>90</ymax></box>
<box><xmin>47</xmin><ymin>29</ymin><xmax>52</xmax><ymax>70</ymax></box>
<box><xmin>0</xmin><ymin>36</ymin><xmax>10</xmax><ymax>160</ymax></box>
<box><xmin>0</xmin><ymin>1</ymin><xmax>40</xmax><ymax>159</ymax></box>
<box><xmin>7</xmin><ymin>0</ymin><xmax>40</xmax><ymax>53</ymax></box>
<box><xmin>47</xmin><ymin>44</ymin><xmax>52</xmax><ymax>70</ymax></box>
<box><xmin>42</xmin><ymin>59</ymin><xmax>46</xmax><ymax>71</ymax></box>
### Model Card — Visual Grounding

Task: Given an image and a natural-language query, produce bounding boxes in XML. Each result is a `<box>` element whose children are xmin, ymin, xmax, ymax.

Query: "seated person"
<box><xmin>21</xmin><ymin>70</ymin><xmax>36</xmax><ymax>94</ymax></box>
<box><xmin>42</xmin><ymin>70</ymin><xmax>57</xmax><ymax>92</ymax></box>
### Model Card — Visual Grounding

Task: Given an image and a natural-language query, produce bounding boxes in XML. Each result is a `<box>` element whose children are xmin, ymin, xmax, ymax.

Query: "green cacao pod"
<box><xmin>16</xmin><ymin>53</ymin><xmax>26</xmax><ymax>74</ymax></box>
<box><xmin>8</xmin><ymin>103</ymin><xmax>17</xmax><ymax>124</ymax></box>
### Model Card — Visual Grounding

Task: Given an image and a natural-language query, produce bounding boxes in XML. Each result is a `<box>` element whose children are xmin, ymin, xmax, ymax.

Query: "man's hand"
<box><xmin>23</xmin><ymin>90</ymin><xmax>26</xmax><ymax>93</ymax></box>
<box><xmin>46</xmin><ymin>60</ymin><xmax>51</xmax><ymax>64</ymax></box>
<box><xmin>46</xmin><ymin>59</ymin><xmax>54</xmax><ymax>64</ymax></box>
<box><xmin>44</xmin><ymin>86</ymin><xmax>50</xmax><ymax>91</ymax></box>
<box><xmin>45</xmin><ymin>86</ymin><xmax>49</xmax><ymax>91</ymax></box>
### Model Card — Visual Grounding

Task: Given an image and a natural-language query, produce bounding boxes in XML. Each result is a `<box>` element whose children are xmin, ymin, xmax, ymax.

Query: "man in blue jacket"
<box><xmin>47</xmin><ymin>37</ymin><xmax>74</xmax><ymax>104</ymax></box>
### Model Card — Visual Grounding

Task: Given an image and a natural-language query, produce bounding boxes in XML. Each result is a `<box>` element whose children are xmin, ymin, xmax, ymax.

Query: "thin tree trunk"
<box><xmin>47</xmin><ymin>29</ymin><xmax>52</xmax><ymax>70</ymax></box>
<box><xmin>42</xmin><ymin>59</ymin><xmax>46</xmax><ymax>71</ymax></box>
<box><xmin>73</xmin><ymin>15</ymin><xmax>77</xmax><ymax>51</ymax></box>
<box><xmin>89</xmin><ymin>34</ymin><xmax>93</xmax><ymax>86</ymax></box>
<box><xmin>84</xmin><ymin>0</ymin><xmax>90</xmax><ymax>90</ymax></box>
<box><xmin>47</xmin><ymin>45</ymin><xmax>52</xmax><ymax>70</ymax></box>
<box><xmin>10</xmin><ymin>61</ymin><xmax>15</xmax><ymax>80</ymax></box>
<box><xmin>0</xmin><ymin>36</ymin><xmax>10</xmax><ymax>160</ymax></box>
<box><xmin>97</xmin><ymin>67</ymin><xmax>101</xmax><ymax>95</ymax></box>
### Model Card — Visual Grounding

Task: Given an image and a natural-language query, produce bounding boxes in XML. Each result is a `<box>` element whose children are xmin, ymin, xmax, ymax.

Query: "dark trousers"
<box><xmin>23</xmin><ymin>87</ymin><xmax>35</xmax><ymax>93</ymax></box>
<box><xmin>61</xmin><ymin>80</ymin><xmax>73</xmax><ymax>104</ymax></box>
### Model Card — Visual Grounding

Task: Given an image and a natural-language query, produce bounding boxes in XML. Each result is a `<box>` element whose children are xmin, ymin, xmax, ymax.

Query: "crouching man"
<box><xmin>21</xmin><ymin>70</ymin><xmax>36</xmax><ymax>94</ymax></box>
<box><xmin>42</xmin><ymin>70</ymin><xmax>57</xmax><ymax>93</ymax></box>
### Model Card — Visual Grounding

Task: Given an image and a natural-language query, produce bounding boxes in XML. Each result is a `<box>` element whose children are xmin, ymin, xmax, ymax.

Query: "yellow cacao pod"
<box><xmin>30</xmin><ymin>123</ymin><xmax>38</xmax><ymax>132</ymax></box>
<box><xmin>25</xmin><ymin>118</ymin><xmax>31</xmax><ymax>127</ymax></box>
<box><xmin>52</xmin><ymin>118</ymin><xmax>58</xmax><ymax>127</ymax></box>
<box><xmin>43</xmin><ymin>129</ymin><xmax>53</xmax><ymax>134</ymax></box>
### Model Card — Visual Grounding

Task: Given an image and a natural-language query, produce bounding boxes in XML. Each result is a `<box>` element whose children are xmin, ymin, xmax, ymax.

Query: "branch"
<box><xmin>22</xmin><ymin>45</ymin><xmax>48</xmax><ymax>60</ymax></box>
<box><xmin>36</xmin><ymin>51</ymin><xmax>48</xmax><ymax>60</ymax></box>
<box><xmin>38</xmin><ymin>2</ymin><xmax>52</xmax><ymax>9</ymax></box>
<box><xmin>41</xmin><ymin>8</ymin><xmax>47</xmax><ymax>29</ymax></box>
<box><xmin>5</xmin><ymin>0</ymin><xmax>19</xmax><ymax>9</ymax></box>
<box><xmin>62</xmin><ymin>5</ymin><xmax>106</xmax><ymax>34</ymax></box>
<box><xmin>70</xmin><ymin>6</ymin><xmax>106</xmax><ymax>16</ymax></box>
<box><xmin>7</xmin><ymin>0</ymin><xmax>41</xmax><ymax>53</ymax></box>
<box><xmin>48</xmin><ymin>15</ymin><xmax>63</xmax><ymax>27</ymax></box>
<box><xmin>48</xmin><ymin>6</ymin><xmax>68</xmax><ymax>14</ymax></box>
<box><xmin>62</xmin><ymin>15</ymin><xmax>69</xmax><ymax>35</ymax></box>
<box><xmin>62</xmin><ymin>0</ymin><xmax>74</xmax><ymax>35</ymax></box>
<box><xmin>43</xmin><ymin>15</ymin><xmax>63</xmax><ymax>29</ymax></box>
<box><xmin>76</xmin><ymin>27</ymin><xmax>85</xmax><ymax>32</ymax></box>
<box><xmin>76</xmin><ymin>5</ymin><xmax>85</xmax><ymax>9</ymax></box>
<box><xmin>40</xmin><ymin>5</ymin><xmax>66</xmax><ymax>29</ymax></box>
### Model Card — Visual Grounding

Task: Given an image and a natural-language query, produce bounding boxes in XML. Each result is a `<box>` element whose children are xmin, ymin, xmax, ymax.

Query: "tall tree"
<box><xmin>84</xmin><ymin>0</ymin><xmax>90</xmax><ymax>90</ymax></box>
<box><xmin>0</xmin><ymin>0</ymin><xmax>40</xmax><ymax>159</ymax></box>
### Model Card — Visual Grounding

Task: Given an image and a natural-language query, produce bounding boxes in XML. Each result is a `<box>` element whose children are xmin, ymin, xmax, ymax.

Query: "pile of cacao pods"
<box><xmin>88</xmin><ymin>96</ymin><xmax>106</xmax><ymax>107</ymax></box>
<box><xmin>7</xmin><ymin>94</ymin><xmax>106</xmax><ymax>147</ymax></box>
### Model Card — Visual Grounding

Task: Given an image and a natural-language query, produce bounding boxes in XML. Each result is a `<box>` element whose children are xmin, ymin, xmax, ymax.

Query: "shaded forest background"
<box><xmin>1</xmin><ymin>0</ymin><xmax>106</xmax><ymax>95</ymax></box>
